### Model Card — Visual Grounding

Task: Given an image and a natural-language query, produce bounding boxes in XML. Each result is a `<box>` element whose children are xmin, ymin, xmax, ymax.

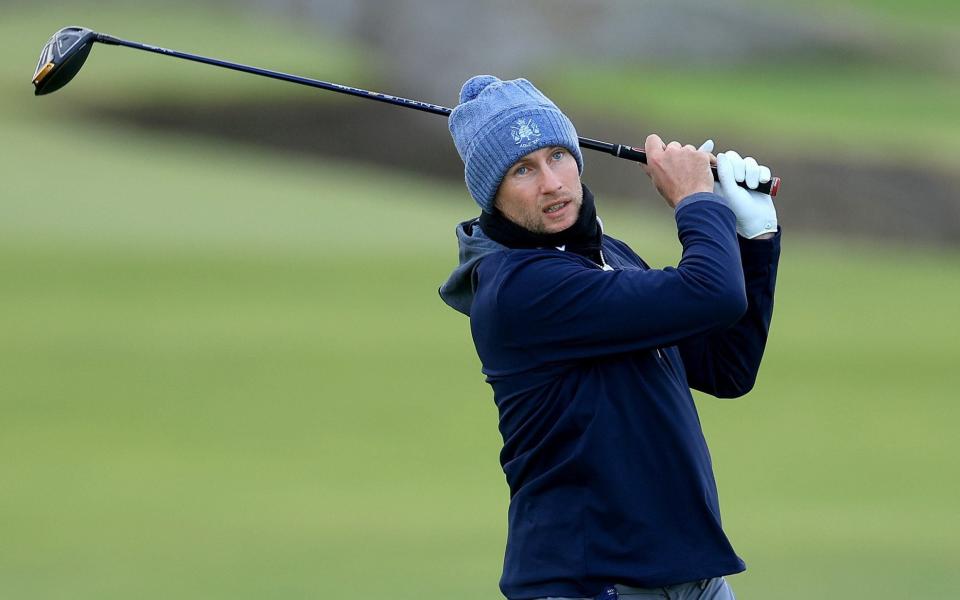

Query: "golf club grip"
<box><xmin>609</xmin><ymin>144</ymin><xmax>780</xmax><ymax>197</ymax></box>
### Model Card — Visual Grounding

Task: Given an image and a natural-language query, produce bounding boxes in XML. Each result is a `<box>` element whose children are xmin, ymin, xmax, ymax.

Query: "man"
<box><xmin>439</xmin><ymin>75</ymin><xmax>780</xmax><ymax>600</ymax></box>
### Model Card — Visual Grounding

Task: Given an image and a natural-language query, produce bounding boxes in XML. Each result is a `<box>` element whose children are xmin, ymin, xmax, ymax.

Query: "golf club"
<box><xmin>32</xmin><ymin>26</ymin><xmax>781</xmax><ymax>197</ymax></box>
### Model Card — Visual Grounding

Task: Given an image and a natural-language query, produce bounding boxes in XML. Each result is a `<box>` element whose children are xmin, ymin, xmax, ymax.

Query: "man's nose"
<box><xmin>539</xmin><ymin>164</ymin><xmax>563</xmax><ymax>193</ymax></box>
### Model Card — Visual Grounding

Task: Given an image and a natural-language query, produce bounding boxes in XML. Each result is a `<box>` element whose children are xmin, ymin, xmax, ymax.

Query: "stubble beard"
<box><xmin>524</xmin><ymin>192</ymin><xmax>583</xmax><ymax>235</ymax></box>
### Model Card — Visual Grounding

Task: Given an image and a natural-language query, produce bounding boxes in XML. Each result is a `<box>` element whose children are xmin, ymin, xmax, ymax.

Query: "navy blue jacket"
<box><xmin>440</xmin><ymin>193</ymin><xmax>780</xmax><ymax>599</ymax></box>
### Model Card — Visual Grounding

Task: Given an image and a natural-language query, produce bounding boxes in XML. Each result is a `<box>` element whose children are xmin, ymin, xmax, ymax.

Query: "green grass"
<box><xmin>754</xmin><ymin>0</ymin><xmax>960</xmax><ymax>31</ymax></box>
<box><xmin>0</xmin><ymin>113</ymin><xmax>508</xmax><ymax>598</ymax></box>
<box><xmin>0</xmin><ymin>246</ymin><xmax>506</xmax><ymax>600</ymax></box>
<box><xmin>2</xmin><ymin>3</ymin><xmax>959</xmax><ymax>599</ymax></box>
<box><xmin>702</xmin><ymin>240</ymin><xmax>960</xmax><ymax>598</ymax></box>
<box><xmin>3</xmin><ymin>110</ymin><xmax>959</xmax><ymax>598</ymax></box>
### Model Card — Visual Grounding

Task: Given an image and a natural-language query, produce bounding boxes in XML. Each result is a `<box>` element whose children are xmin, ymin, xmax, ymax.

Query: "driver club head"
<box><xmin>33</xmin><ymin>26</ymin><xmax>97</xmax><ymax>96</ymax></box>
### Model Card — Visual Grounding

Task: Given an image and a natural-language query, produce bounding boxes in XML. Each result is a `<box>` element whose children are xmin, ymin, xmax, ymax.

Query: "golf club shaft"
<box><xmin>96</xmin><ymin>32</ymin><xmax>453</xmax><ymax>116</ymax></box>
<box><xmin>95</xmin><ymin>33</ymin><xmax>780</xmax><ymax>197</ymax></box>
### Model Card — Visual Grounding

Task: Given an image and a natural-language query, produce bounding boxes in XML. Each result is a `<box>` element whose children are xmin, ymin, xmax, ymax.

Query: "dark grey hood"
<box><xmin>438</xmin><ymin>218</ymin><xmax>508</xmax><ymax>316</ymax></box>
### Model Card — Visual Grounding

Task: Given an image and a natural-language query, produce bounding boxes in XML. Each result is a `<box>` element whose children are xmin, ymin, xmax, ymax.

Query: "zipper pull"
<box><xmin>599</xmin><ymin>248</ymin><xmax>613</xmax><ymax>271</ymax></box>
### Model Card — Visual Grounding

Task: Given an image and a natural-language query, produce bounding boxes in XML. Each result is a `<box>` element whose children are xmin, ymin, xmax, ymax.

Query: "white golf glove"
<box><xmin>698</xmin><ymin>140</ymin><xmax>777</xmax><ymax>239</ymax></box>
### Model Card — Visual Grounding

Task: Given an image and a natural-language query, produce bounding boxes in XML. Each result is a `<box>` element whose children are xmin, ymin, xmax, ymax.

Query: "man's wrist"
<box><xmin>736</xmin><ymin>216</ymin><xmax>778</xmax><ymax>239</ymax></box>
<box><xmin>738</xmin><ymin>227</ymin><xmax>781</xmax><ymax>247</ymax></box>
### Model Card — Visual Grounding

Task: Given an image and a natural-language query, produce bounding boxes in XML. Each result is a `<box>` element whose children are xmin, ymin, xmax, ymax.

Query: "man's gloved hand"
<box><xmin>698</xmin><ymin>140</ymin><xmax>778</xmax><ymax>239</ymax></box>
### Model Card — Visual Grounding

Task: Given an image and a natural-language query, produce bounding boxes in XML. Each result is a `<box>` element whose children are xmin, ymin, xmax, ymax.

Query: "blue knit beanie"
<box><xmin>448</xmin><ymin>75</ymin><xmax>584</xmax><ymax>213</ymax></box>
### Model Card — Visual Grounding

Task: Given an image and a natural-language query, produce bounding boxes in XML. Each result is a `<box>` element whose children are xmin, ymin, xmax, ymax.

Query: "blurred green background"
<box><xmin>2</xmin><ymin>1</ymin><xmax>958</xmax><ymax>598</ymax></box>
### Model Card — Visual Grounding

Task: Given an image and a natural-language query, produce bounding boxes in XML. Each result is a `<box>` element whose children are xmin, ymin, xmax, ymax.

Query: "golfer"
<box><xmin>440</xmin><ymin>76</ymin><xmax>780</xmax><ymax>600</ymax></box>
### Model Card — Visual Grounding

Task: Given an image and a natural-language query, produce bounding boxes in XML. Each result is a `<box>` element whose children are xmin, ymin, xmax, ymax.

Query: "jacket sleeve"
<box><xmin>481</xmin><ymin>194</ymin><xmax>748</xmax><ymax>364</ymax></box>
<box><xmin>677</xmin><ymin>230</ymin><xmax>781</xmax><ymax>398</ymax></box>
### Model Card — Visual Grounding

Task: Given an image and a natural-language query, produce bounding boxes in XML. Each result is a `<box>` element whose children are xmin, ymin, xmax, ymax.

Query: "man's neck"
<box><xmin>478</xmin><ymin>184</ymin><xmax>604</xmax><ymax>265</ymax></box>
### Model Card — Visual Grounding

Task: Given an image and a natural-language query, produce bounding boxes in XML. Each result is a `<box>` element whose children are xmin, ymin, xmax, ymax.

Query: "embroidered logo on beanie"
<box><xmin>511</xmin><ymin>118</ymin><xmax>541</xmax><ymax>147</ymax></box>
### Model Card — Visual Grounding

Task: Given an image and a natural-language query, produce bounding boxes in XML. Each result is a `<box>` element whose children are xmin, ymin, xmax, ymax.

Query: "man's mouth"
<box><xmin>543</xmin><ymin>200</ymin><xmax>571</xmax><ymax>214</ymax></box>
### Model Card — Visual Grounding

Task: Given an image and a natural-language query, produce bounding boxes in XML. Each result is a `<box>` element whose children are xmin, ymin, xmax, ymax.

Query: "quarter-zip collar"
<box><xmin>439</xmin><ymin>185</ymin><xmax>612</xmax><ymax>317</ymax></box>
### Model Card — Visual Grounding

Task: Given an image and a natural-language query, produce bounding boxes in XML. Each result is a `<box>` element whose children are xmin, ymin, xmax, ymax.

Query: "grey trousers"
<box><xmin>537</xmin><ymin>577</ymin><xmax>736</xmax><ymax>600</ymax></box>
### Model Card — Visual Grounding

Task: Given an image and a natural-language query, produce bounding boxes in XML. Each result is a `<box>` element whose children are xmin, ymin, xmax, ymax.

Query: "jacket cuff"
<box><xmin>674</xmin><ymin>192</ymin><xmax>727</xmax><ymax>214</ymax></box>
<box><xmin>738</xmin><ymin>226</ymin><xmax>782</xmax><ymax>257</ymax></box>
<box><xmin>738</xmin><ymin>227</ymin><xmax>781</xmax><ymax>279</ymax></box>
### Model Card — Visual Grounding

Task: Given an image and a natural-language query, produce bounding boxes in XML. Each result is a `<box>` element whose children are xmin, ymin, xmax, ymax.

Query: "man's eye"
<box><xmin>515</xmin><ymin>166</ymin><xmax>529</xmax><ymax>176</ymax></box>
<box><xmin>552</xmin><ymin>150</ymin><xmax>565</xmax><ymax>160</ymax></box>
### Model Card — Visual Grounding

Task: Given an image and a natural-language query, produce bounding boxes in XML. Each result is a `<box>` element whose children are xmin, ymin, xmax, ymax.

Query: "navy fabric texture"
<box><xmin>439</xmin><ymin>194</ymin><xmax>780</xmax><ymax>600</ymax></box>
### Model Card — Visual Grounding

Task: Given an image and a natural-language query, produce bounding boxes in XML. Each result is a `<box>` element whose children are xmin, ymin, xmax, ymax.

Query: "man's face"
<box><xmin>493</xmin><ymin>146</ymin><xmax>583</xmax><ymax>234</ymax></box>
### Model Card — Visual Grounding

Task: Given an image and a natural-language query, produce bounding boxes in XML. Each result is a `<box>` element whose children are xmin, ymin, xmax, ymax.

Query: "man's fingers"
<box><xmin>699</xmin><ymin>139</ymin><xmax>717</xmax><ymax>166</ymax></box>
<box><xmin>717</xmin><ymin>153</ymin><xmax>739</xmax><ymax>199</ymax></box>
<box><xmin>667</xmin><ymin>141</ymin><xmax>682</xmax><ymax>150</ymax></box>
<box><xmin>726</xmin><ymin>150</ymin><xmax>745</xmax><ymax>182</ymax></box>
<box><xmin>744</xmin><ymin>156</ymin><xmax>760</xmax><ymax>189</ymax></box>
<box><xmin>759</xmin><ymin>165</ymin><xmax>771</xmax><ymax>184</ymax></box>
<box><xmin>715</xmin><ymin>147</ymin><xmax>772</xmax><ymax>193</ymax></box>
<box><xmin>644</xmin><ymin>134</ymin><xmax>666</xmax><ymax>162</ymax></box>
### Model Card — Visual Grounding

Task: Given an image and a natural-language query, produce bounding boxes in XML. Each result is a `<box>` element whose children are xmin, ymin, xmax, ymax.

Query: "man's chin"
<box><xmin>541</xmin><ymin>203</ymin><xmax>581</xmax><ymax>234</ymax></box>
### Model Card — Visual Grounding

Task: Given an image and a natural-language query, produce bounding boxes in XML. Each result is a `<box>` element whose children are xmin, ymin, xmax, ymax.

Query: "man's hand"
<box><xmin>641</xmin><ymin>134</ymin><xmax>714</xmax><ymax>208</ymax></box>
<box><xmin>714</xmin><ymin>150</ymin><xmax>778</xmax><ymax>239</ymax></box>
